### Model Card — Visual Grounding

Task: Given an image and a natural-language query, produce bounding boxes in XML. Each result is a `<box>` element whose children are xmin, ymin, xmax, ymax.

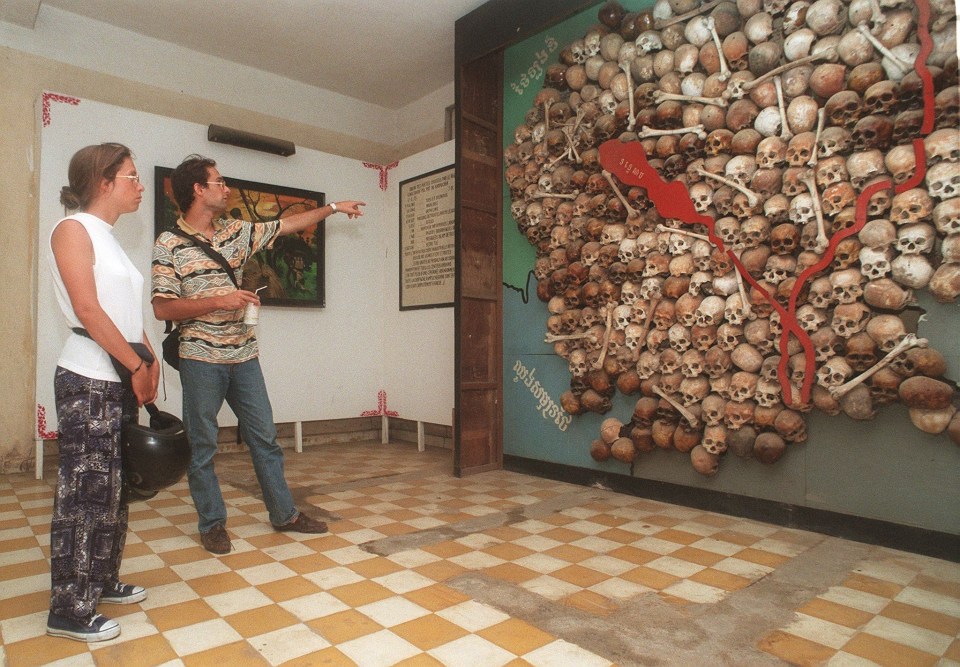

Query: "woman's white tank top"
<box><xmin>48</xmin><ymin>212</ymin><xmax>144</xmax><ymax>382</ymax></box>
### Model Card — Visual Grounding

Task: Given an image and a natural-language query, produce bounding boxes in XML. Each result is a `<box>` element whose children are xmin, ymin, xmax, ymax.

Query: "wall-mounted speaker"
<box><xmin>207</xmin><ymin>124</ymin><xmax>296</xmax><ymax>157</ymax></box>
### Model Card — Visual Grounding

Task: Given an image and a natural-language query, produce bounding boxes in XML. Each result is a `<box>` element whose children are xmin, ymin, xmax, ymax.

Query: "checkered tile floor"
<box><xmin>0</xmin><ymin>442</ymin><xmax>957</xmax><ymax>666</ymax></box>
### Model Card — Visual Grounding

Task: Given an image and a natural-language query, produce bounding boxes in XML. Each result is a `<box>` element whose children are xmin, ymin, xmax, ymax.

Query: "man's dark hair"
<box><xmin>170</xmin><ymin>154</ymin><xmax>217</xmax><ymax>215</ymax></box>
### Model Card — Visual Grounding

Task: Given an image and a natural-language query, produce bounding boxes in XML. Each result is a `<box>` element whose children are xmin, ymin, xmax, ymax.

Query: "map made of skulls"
<box><xmin>504</xmin><ymin>0</ymin><xmax>960</xmax><ymax>476</ymax></box>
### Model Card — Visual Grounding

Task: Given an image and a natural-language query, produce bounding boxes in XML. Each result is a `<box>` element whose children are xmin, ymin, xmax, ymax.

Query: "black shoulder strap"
<box><xmin>166</xmin><ymin>227</ymin><xmax>239</xmax><ymax>288</ymax></box>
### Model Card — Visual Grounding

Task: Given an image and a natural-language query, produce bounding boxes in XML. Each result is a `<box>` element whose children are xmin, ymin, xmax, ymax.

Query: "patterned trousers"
<box><xmin>50</xmin><ymin>367</ymin><xmax>135</xmax><ymax>622</ymax></box>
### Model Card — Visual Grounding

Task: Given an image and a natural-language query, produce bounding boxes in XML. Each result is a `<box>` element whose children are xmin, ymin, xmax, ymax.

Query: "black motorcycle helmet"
<box><xmin>122</xmin><ymin>403</ymin><xmax>191</xmax><ymax>501</ymax></box>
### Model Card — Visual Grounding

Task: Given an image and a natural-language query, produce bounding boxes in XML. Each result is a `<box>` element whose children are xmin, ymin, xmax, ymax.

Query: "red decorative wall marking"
<box><xmin>361</xmin><ymin>390</ymin><xmax>399</xmax><ymax>417</ymax></box>
<box><xmin>41</xmin><ymin>93</ymin><xmax>80</xmax><ymax>127</ymax></box>
<box><xmin>362</xmin><ymin>161</ymin><xmax>399</xmax><ymax>191</ymax></box>
<box><xmin>36</xmin><ymin>404</ymin><xmax>58</xmax><ymax>440</ymax></box>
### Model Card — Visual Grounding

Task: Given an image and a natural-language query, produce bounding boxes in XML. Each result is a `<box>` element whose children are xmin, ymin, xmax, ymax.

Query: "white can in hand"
<box><xmin>244</xmin><ymin>286</ymin><xmax>268</xmax><ymax>326</ymax></box>
<box><xmin>243</xmin><ymin>302</ymin><xmax>259</xmax><ymax>326</ymax></box>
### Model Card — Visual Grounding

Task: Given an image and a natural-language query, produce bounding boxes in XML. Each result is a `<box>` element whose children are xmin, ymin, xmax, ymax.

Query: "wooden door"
<box><xmin>454</xmin><ymin>49</ymin><xmax>503</xmax><ymax>476</ymax></box>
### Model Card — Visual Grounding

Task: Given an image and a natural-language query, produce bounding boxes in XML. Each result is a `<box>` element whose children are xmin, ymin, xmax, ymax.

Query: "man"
<box><xmin>151</xmin><ymin>154</ymin><xmax>365</xmax><ymax>554</ymax></box>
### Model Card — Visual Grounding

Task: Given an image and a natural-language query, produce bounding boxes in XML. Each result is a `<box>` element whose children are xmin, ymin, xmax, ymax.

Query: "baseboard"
<box><xmin>504</xmin><ymin>455</ymin><xmax>960</xmax><ymax>563</ymax></box>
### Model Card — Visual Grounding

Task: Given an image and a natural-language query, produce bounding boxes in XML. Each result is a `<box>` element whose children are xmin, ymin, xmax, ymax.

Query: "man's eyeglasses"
<box><xmin>115</xmin><ymin>174</ymin><xmax>141</xmax><ymax>183</ymax></box>
<box><xmin>205</xmin><ymin>179</ymin><xmax>228</xmax><ymax>188</ymax></box>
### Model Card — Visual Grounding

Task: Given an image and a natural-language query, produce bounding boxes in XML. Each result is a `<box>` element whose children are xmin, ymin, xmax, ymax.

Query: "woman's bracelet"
<box><xmin>131</xmin><ymin>359</ymin><xmax>145</xmax><ymax>376</ymax></box>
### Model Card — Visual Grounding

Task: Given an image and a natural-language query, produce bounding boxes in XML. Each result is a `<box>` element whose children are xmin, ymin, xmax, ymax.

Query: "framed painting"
<box><xmin>155</xmin><ymin>166</ymin><xmax>326</xmax><ymax>307</ymax></box>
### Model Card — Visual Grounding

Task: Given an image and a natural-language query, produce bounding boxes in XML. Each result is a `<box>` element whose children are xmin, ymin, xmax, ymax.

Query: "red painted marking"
<box><xmin>362</xmin><ymin>161</ymin><xmax>399</xmax><ymax>191</ymax></box>
<box><xmin>360</xmin><ymin>389</ymin><xmax>399</xmax><ymax>417</ymax></box>
<box><xmin>41</xmin><ymin>92</ymin><xmax>80</xmax><ymax>127</ymax></box>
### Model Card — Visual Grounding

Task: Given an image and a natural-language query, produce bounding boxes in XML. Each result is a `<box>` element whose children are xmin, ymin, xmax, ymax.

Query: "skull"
<box><xmin>811</xmin><ymin>325</ymin><xmax>844</xmax><ymax>362</ymax></box>
<box><xmin>613</xmin><ymin>305</ymin><xmax>633</xmax><ymax>331</ymax></box>
<box><xmin>724</xmin><ymin>293</ymin><xmax>750</xmax><ymax>326</ymax></box>
<box><xmin>740</xmin><ymin>215</ymin><xmax>771</xmax><ymax>249</ymax></box>
<box><xmin>653</xmin><ymin>299</ymin><xmax>677</xmax><ymax>331</ymax></box>
<box><xmin>844</xmin><ymin>331</ymin><xmax>879</xmax><ymax>372</ymax></box>
<box><xmin>724</xmin><ymin>400</ymin><xmax>756</xmax><ymax>431</ymax></box>
<box><xmin>924</xmin><ymin>127</ymin><xmax>960</xmax><ymax>165</ymax></box>
<box><xmin>934</xmin><ymin>198</ymin><xmax>960</xmax><ymax>235</ymax></box>
<box><xmin>569</xmin><ymin>350</ymin><xmax>589</xmax><ymax>377</ymax></box>
<box><xmin>786</xmin><ymin>132</ymin><xmax>817</xmax><ymax>167</ymax></box>
<box><xmin>621</xmin><ymin>281</ymin><xmax>641</xmax><ymax>307</ymax></box>
<box><xmin>890</xmin><ymin>188</ymin><xmax>935</xmax><ymax>225</ymax></box>
<box><xmin>716</xmin><ymin>323</ymin><xmax>744</xmax><ymax>351</ymax></box>
<box><xmin>821</xmin><ymin>183</ymin><xmax>857</xmax><ymax>217</ymax></box>
<box><xmin>689</xmin><ymin>182</ymin><xmax>714</xmax><ymax>214</ymax></box>
<box><xmin>865</xmin><ymin>314</ymin><xmax>907</xmax><ymax>353</ymax></box>
<box><xmin>716</xmin><ymin>217</ymin><xmax>742</xmax><ymax>247</ymax></box>
<box><xmin>774</xmin><ymin>409</ymin><xmax>807</xmax><ymax>443</ymax></box>
<box><xmin>884</xmin><ymin>144</ymin><xmax>917</xmax><ymax>186</ymax></box>
<box><xmin>789</xmin><ymin>193</ymin><xmax>816</xmax><ymax>226</ymax></box>
<box><xmin>927</xmin><ymin>162</ymin><xmax>960</xmax><ymax>201</ymax></box>
<box><xmin>770</xmin><ymin>222</ymin><xmax>801</xmax><ymax>255</ymax></box>
<box><xmin>675</xmin><ymin>292</ymin><xmax>704</xmax><ymax>327</ymax></box>
<box><xmin>702</xmin><ymin>394</ymin><xmax>727</xmax><ymax>427</ymax></box>
<box><xmin>726</xmin><ymin>155</ymin><xmax>759</xmax><ymax>187</ymax></box>
<box><xmin>637</xmin><ymin>350</ymin><xmax>660</xmax><ymax>379</ymax></box>
<box><xmin>825</xmin><ymin>90</ymin><xmax>863</xmax><ymax>128</ymax></box>
<box><xmin>729</xmin><ymin>371</ymin><xmax>759</xmax><ymax>402</ymax></box>
<box><xmin>765</xmin><ymin>194</ymin><xmax>791</xmax><ymax>225</ymax></box>
<box><xmin>636</xmin><ymin>29</ymin><xmax>664</xmax><ymax>56</ymax></box>
<box><xmin>816</xmin><ymin>356</ymin><xmax>853</xmax><ymax>388</ymax></box>
<box><xmin>704</xmin><ymin>346</ymin><xmax>732</xmax><ymax>379</ymax></box>
<box><xmin>859</xmin><ymin>247</ymin><xmax>892</xmax><ymax>280</ymax></box>
<box><xmin>618</xmin><ymin>239</ymin><xmax>638</xmax><ymax>265</ymax></box>
<box><xmin>668</xmin><ymin>233</ymin><xmax>692</xmax><ymax>257</ymax></box>
<box><xmin>865</xmin><ymin>180</ymin><xmax>893</xmax><ymax>217</ymax></box>
<box><xmin>846</xmin><ymin>150</ymin><xmax>886</xmax><ymax>189</ymax></box>
<box><xmin>869</xmin><ymin>367</ymin><xmax>903</xmax><ymax>407</ymax></box>
<box><xmin>815</xmin><ymin>156</ymin><xmax>849</xmax><ymax>189</ymax></box>
<box><xmin>695</xmin><ymin>295</ymin><xmax>727</xmax><ymax>327</ymax></box>
<box><xmin>686</xmin><ymin>266</ymin><xmax>713</xmax><ymax>294</ymax></box>
<box><xmin>818</xmin><ymin>126</ymin><xmax>853</xmax><ymax>158</ymax></box>
<box><xmin>679</xmin><ymin>376</ymin><xmax>711</xmax><ymax>407</ymax></box>
<box><xmin>659</xmin><ymin>348</ymin><xmax>682</xmax><ymax>376</ymax></box>
<box><xmin>756</xmin><ymin>136</ymin><xmax>788</xmax><ymax>169</ymax></box>
<box><xmin>831</xmin><ymin>302</ymin><xmax>871</xmax><ymax>338</ymax></box>
<box><xmin>640</xmin><ymin>277</ymin><xmax>665</xmax><ymax>301</ymax></box>
<box><xmin>755</xmin><ymin>379</ymin><xmax>781</xmax><ymax>408</ymax></box>
<box><xmin>830</xmin><ymin>268</ymin><xmax>865</xmax><ymax>304</ymax></box>
<box><xmin>864</xmin><ymin>80</ymin><xmax>899</xmax><ymax>115</ymax></box>
<box><xmin>852</xmin><ymin>115</ymin><xmax>894</xmax><ymax>151</ymax></box>
<box><xmin>763</xmin><ymin>255</ymin><xmax>797</xmax><ymax>285</ymax></box>
<box><xmin>701</xmin><ymin>424</ymin><xmax>729</xmax><ymax>454</ymax></box>
<box><xmin>680</xmin><ymin>349</ymin><xmax>706</xmax><ymax>378</ymax></box>
<box><xmin>796</xmin><ymin>304</ymin><xmax>828</xmax><ymax>332</ymax></box>
<box><xmin>669</xmin><ymin>323</ymin><xmax>693</xmax><ymax>353</ymax></box>
<box><xmin>601</xmin><ymin>224</ymin><xmax>627</xmax><ymax>245</ymax></box>
<box><xmin>896</xmin><ymin>223</ymin><xmax>936</xmax><ymax>255</ymax></box>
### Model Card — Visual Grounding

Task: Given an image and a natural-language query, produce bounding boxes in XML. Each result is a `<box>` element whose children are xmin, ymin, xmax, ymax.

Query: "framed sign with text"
<box><xmin>399</xmin><ymin>165</ymin><xmax>455</xmax><ymax>310</ymax></box>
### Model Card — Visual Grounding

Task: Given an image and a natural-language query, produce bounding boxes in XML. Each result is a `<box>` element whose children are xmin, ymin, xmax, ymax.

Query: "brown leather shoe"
<box><xmin>200</xmin><ymin>524</ymin><xmax>232</xmax><ymax>554</ymax></box>
<box><xmin>274</xmin><ymin>510</ymin><xmax>328</xmax><ymax>534</ymax></box>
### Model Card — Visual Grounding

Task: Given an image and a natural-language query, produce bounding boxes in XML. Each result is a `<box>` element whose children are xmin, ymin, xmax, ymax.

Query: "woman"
<box><xmin>46</xmin><ymin>143</ymin><xmax>160</xmax><ymax>642</ymax></box>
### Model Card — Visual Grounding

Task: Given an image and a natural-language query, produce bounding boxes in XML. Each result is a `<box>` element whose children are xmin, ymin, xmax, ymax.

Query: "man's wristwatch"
<box><xmin>329</xmin><ymin>202</ymin><xmax>338</xmax><ymax>213</ymax></box>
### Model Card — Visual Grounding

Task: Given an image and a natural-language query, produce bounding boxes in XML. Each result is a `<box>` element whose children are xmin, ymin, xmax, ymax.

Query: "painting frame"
<box><xmin>154</xmin><ymin>166</ymin><xmax>326</xmax><ymax>308</ymax></box>
<box><xmin>399</xmin><ymin>164</ymin><xmax>456</xmax><ymax>311</ymax></box>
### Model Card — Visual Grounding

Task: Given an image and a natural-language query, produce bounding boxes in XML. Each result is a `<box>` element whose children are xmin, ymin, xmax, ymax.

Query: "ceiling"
<box><xmin>2</xmin><ymin>0</ymin><xmax>491</xmax><ymax>109</ymax></box>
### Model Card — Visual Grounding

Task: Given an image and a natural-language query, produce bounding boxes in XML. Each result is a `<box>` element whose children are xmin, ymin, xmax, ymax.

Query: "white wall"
<box><xmin>36</xmin><ymin>96</ymin><xmax>389</xmax><ymax>427</ymax></box>
<box><xmin>382</xmin><ymin>142</ymin><xmax>456</xmax><ymax>426</ymax></box>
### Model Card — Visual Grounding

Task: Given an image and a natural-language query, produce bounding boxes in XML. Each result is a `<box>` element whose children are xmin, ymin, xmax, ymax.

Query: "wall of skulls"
<box><xmin>504</xmin><ymin>0</ymin><xmax>960</xmax><ymax>476</ymax></box>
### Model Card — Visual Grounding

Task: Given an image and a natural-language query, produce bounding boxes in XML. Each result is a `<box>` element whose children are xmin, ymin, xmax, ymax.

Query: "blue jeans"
<box><xmin>180</xmin><ymin>358</ymin><xmax>297</xmax><ymax>533</ymax></box>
